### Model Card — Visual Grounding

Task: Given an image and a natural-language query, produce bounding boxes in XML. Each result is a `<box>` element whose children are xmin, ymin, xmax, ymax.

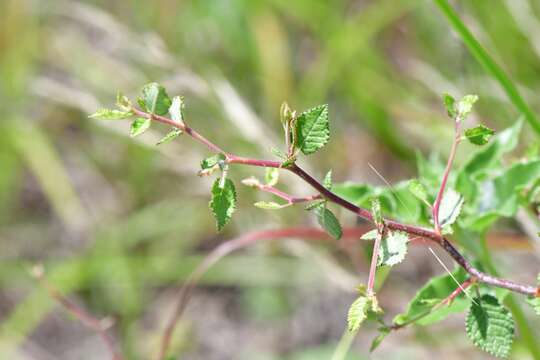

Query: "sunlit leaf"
<box><xmin>265</xmin><ymin>168</ymin><xmax>279</xmax><ymax>186</ymax></box>
<box><xmin>315</xmin><ymin>207</ymin><xmax>342</xmax><ymax>239</ymax></box>
<box><xmin>141</xmin><ymin>82</ymin><xmax>172</xmax><ymax>115</ymax></box>
<box><xmin>378</xmin><ymin>231</ymin><xmax>409</xmax><ymax>267</ymax></box>
<box><xmin>465</xmin><ymin>125</ymin><xmax>495</xmax><ymax>146</ymax></box>
<box><xmin>89</xmin><ymin>108</ymin><xmax>133</xmax><ymax>120</ymax></box>
<box><xmin>295</xmin><ymin>104</ymin><xmax>329</xmax><ymax>155</ymax></box>
<box><xmin>156</xmin><ymin>128</ymin><xmax>182</xmax><ymax>145</ymax></box>
<box><xmin>130</xmin><ymin>118</ymin><xmax>151</xmax><ymax>137</ymax></box>
<box><xmin>209</xmin><ymin>178</ymin><xmax>236</xmax><ymax>231</ymax></box>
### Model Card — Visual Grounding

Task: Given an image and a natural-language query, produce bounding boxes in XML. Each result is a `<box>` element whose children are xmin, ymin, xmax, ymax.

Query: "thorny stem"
<box><xmin>31</xmin><ymin>265</ymin><xmax>123</xmax><ymax>360</ymax></box>
<box><xmin>432</xmin><ymin>121</ymin><xmax>461</xmax><ymax>234</ymax></box>
<box><xmin>132</xmin><ymin>107</ymin><xmax>539</xmax><ymax>298</ymax></box>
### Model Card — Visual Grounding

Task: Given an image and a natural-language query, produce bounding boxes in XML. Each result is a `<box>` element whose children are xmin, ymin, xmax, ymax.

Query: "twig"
<box><xmin>30</xmin><ymin>265</ymin><xmax>123</xmax><ymax>360</ymax></box>
<box><xmin>131</xmin><ymin>107</ymin><xmax>539</xmax><ymax>298</ymax></box>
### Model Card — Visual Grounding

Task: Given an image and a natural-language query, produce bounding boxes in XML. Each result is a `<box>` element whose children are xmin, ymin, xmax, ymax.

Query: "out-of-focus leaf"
<box><xmin>141</xmin><ymin>82</ymin><xmax>172</xmax><ymax>115</ymax></box>
<box><xmin>89</xmin><ymin>108</ymin><xmax>133</xmax><ymax>120</ymax></box>
<box><xmin>130</xmin><ymin>117</ymin><xmax>151</xmax><ymax>137</ymax></box>
<box><xmin>156</xmin><ymin>128</ymin><xmax>182</xmax><ymax>145</ymax></box>
<box><xmin>265</xmin><ymin>168</ymin><xmax>279</xmax><ymax>186</ymax></box>
<box><xmin>464</xmin><ymin>125</ymin><xmax>495</xmax><ymax>146</ymax></box>
<box><xmin>254</xmin><ymin>201</ymin><xmax>287</xmax><ymax>210</ymax></box>
<box><xmin>438</xmin><ymin>188</ymin><xmax>463</xmax><ymax>228</ymax></box>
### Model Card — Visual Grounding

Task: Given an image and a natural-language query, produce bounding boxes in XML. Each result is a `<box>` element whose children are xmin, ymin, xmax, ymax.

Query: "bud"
<box><xmin>241</xmin><ymin>177</ymin><xmax>261</xmax><ymax>188</ymax></box>
<box><xmin>280</xmin><ymin>101</ymin><xmax>293</xmax><ymax>126</ymax></box>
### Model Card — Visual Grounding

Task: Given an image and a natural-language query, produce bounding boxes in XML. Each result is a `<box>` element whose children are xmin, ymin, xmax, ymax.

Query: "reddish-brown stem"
<box><xmin>132</xmin><ymin>107</ymin><xmax>539</xmax><ymax>297</ymax></box>
<box><xmin>442</xmin><ymin>277</ymin><xmax>475</xmax><ymax>305</ymax></box>
<box><xmin>366</xmin><ymin>227</ymin><xmax>383</xmax><ymax>295</ymax></box>
<box><xmin>432</xmin><ymin>121</ymin><xmax>461</xmax><ymax>234</ymax></box>
<box><xmin>32</xmin><ymin>266</ymin><xmax>123</xmax><ymax>360</ymax></box>
<box><xmin>251</xmin><ymin>182</ymin><xmax>321</xmax><ymax>205</ymax></box>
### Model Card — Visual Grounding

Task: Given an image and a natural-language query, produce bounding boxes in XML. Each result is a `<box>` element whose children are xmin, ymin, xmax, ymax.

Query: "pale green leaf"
<box><xmin>304</xmin><ymin>199</ymin><xmax>326</xmax><ymax>211</ymax></box>
<box><xmin>370</xmin><ymin>327</ymin><xmax>391</xmax><ymax>352</ymax></box>
<box><xmin>141</xmin><ymin>82</ymin><xmax>172</xmax><ymax>115</ymax></box>
<box><xmin>442</xmin><ymin>93</ymin><xmax>456</xmax><ymax>118</ymax></box>
<box><xmin>89</xmin><ymin>108</ymin><xmax>133</xmax><ymax>120</ymax></box>
<box><xmin>169</xmin><ymin>96</ymin><xmax>185</xmax><ymax>123</ymax></box>
<box><xmin>254</xmin><ymin>201</ymin><xmax>287</xmax><ymax>210</ymax></box>
<box><xmin>371</xmin><ymin>198</ymin><xmax>382</xmax><ymax>227</ymax></box>
<box><xmin>316</xmin><ymin>207</ymin><xmax>342</xmax><ymax>239</ymax></box>
<box><xmin>241</xmin><ymin>177</ymin><xmax>261</xmax><ymax>188</ymax></box>
<box><xmin>408</xmin><ymin>179</ymin><xmax>429</xmax><ymax>204</ymax></box>
<box><xmin>295</xmin><ymin>104</ymin><xmax>329</xmax><ymax>155</ymax></box>
<box><xmin>209</xmin><ymin>178</ymin><xmax>236</xmax><ymax>231</ymax></box>
<box><xmin>466</xmin><ymin>294</ymin><xmax>515</xmax><ymax>358</ymax></box>
<box><xmin>265</xmin><ymin>168</ymin><xmax>279</xmax><ymax>186</ymax></box>
<box><xmin>378</xmin><ymin>231</ymin><xmax>409</xmax><ymax>267</ymax></box>
<box><xmin>438</xmin><ymin>188</ymin><xmax>463</xmax><ymax>228</ymax></box>
<box><xmin>116</xmin><ymin>91</ymin><xmax>132</xmax><ymax>111</ymax></box>
<box><xmin>347</xmin><ymin>296</ymin><xmax>369</xmax><ymax>332</ymax></box>
<box><xmin>456</xmin><ymin>94</ymin><xmax>478</xmax><ymax>122</ymax></box>
<box><xmin>323</xmin><ymin>169</ymin><xmax>332</xmax><ymax>190</ymax></box>
<box><xmin>465</xmin><ymin>125</ymin><xmax>495</xmax><ymax>146</ymax></box>
<box><xmin>201</xmin><ymin>153</ymin><xmax>226</xmax><ymax>170</ymax></box>
<box><xmin>526</xmin><ymin>297</ymin><xmax>540</xmax><ymax>316</ymax></box>
<box><xmin>393</xmin><ymin>267</ymin><xmax>468</xmax><ymax>326</ymax></box>
<box><xmin>270</xmin><ymin>147</ymin><xmax>287</xmax><ymax>160</ymax></box>
<box><xmin>156</xmin><ymin>128</ymin><xmax>182</xmax><ymax>145</ymax></box>
<box><xmin>361</xmin><ymin>229</ymin><xmax>378</xmax><ymax>241</ymax></box>
<box><xmin>130</xmin><ymin>118</ymin><xmax>151</xmax><ymax>137</ymax></box>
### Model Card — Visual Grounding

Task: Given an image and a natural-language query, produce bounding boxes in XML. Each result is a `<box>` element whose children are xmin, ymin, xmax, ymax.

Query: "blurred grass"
<box><xmin>0</xmin><ymin>0</ymin><xmax>539</xmax><ymax>359</ymax></box>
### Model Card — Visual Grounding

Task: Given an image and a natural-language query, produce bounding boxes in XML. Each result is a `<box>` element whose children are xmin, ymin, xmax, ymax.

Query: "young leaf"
<box><xmin>370</xmin><ymin>327</ymin><xmax>391</xmax><ymax>352</ymax></box>
<box><xmin>116</xmin><ymin>92</ymin><xmax>132</xmax><ymax>111</ymax></box>
<box><xmin>241</xmin><ymin>177</ymin><xmax>262</xmax><ymax>188</ymax></box>
<box><xmin>361</xmin><ymin>229</ymin><xmax>378</xmax><ymax>241</ymax></box>
<box><xmin>304</xmin><ymin>199</ymin><xmax>326</xmax><ymax>211</ymax></box>
<box><xmin>89</xmin><ymin>108</ymin><xmax>133</xmax><ymax>120</ymax></box>
<box><xmin>156</xmin><ymin>128</ymin><xmax>182</xmax><ymax>145</ymax></box>
<box><xmin>254</xmin><ymin>201</ymin><xmax>288</xmax><ymax>210</ymax></box>
<box><xmin>295</xmin><ymin>104</ymin><xmax>329</xmax><ymax>155</ymax></box>
<box><xmin>130</xmin><ymin>118</ymin><xmax>151</xmax><ymax>137</ymax></box>
<box><xmin>201</xmin><ymin>153</ymin><xmax>226</xmax><ymax>170</ymax></box>
<box><xmin>209</xmin><ymin>178</ymin><xmax>236</xmax><ymax>231</ymax></box>
<box><xmin>465</xmin><ymin>125</ymin><xmax>495</xmax><ymax>146</ymax></box>
<box><xmin>323</xmin><ymin>169</ymin><xmax>332</xmax><ymax>190</ymax></box>
<box><xmin>315</xmin><ymin>207</ymin><xmax>342</xmax><ymax>239</ymax></box>
<box><xmin>371</xmin><ymin>198</ymin><xmax>383</xmax><ymax>228</ymax></box>
<box><xmin>438</xmin><ymin>188</ymin><xmax>464</xmax><ymax>228</ymax></box>
<box><xmin>442</xmin><ymin>93</ymin><xmax>456</xmax><ymax>118</ymax></box>
<box><xmin>347</xmin><ymin>296</ymin><xmax>369</xmax><ymax>332</ymax></box>
<box><xmin>526</xmin><ymin>297</ymin><xmax>540</xmax><ymax>316</ymax></box>
<box><xmin>141</xmin><ymin>82</ymin><xmax>172</xmax><ymax>115</ymax></box>
<box><xmin>280</xmin><ymin>101</ymin><xmax>293</xmax><ymax>127</ymax></box>
<box><xmin>393</xmin><ymin>267</ymin><xmax>468</xmax><ymax>326</ymax></box>
<box><xmin>378</xmin><ymin>231</ymin><xmax>409</xmax><ymax>267</ymax></box>
<box><xmin>456</xmin><ymin>94</ymin><xmax>478</xmax><ymax>122</ymax></box>
<box><xmin>408</xmin><ymin>179</ymin><xmax>429</xmax><ymax>205</ymax></box>
<box><xmin>264</xmin><ymin>168</ymin><xmax>279</xmax><ymax>186</ymax></box>
<box><xmin>466</xmin><ymin>294</ymin><xmax>515</xmax><ymax>358</ymax></box>
<box><xmin>169</xmin><ymin>96</ymin><xmax>185</xmax><ymax>123</ymax></box>
<box><xmin>270</xmin><ymin>147</ymin><xmax>287</xmax><ymax>160</ymax></box>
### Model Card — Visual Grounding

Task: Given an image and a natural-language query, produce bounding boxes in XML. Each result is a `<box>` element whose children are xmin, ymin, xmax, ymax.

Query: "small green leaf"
<box><xmin>265</xmin><ymin>168</ymin><xmax>279</xmax><ymax>186</ymax></box>
<box><xmin>295</xmin><ymin>104</ymin><xmax>329</xmax><ymax>155</ymax></box>
<box><xmin>209</xmin><ymin>178</ymin><xmax>236</xmax><ymax>231</ymax></box>
<box><xmin>370</xmin><ymin>327</ymin><xmax>391</xmax><ymax>352</ymax></box>
<box><xmin>254</xmin><ymin>201</ymin><xmax>288</xmax><ymax>210</ymax></box>
<box><xmin>408</xmin><ymin>179</ymin><xmax>429</xmax><ymax>204</ymax></box>
<box><xmin>89</xmin><ymin>108</ymin><xmax>133</xmax><ymax>120</ymax></box>
<box><xmin>438</xmin><ymin>188</ymin><xmax>463</xmax><ymax>228</ymax></box>
<box><xmin>270</xmin><ymin>147</ymin><xmax>287</xmax><ymax>159</ymax></box>
<box><xmin>466</xmin><ymin>294</ymin><xmax>515</xmax><ymax>358</ymax></box>
<box><xmin>465</xmin><ymin>125</ymin><xmax>495</xmax><ymax>146</ymax></box>
<box><xmin>116</xmin><ymin>91</ymin><xmax>132</xmax><ymax>111</ymax></box>
<box><xmin>347</xmin><ymin>296</ymin><xmax>369</xmax><ymax>332</ymax></box>
<box><xmin>315</xmin><ymin>207</ymin><xmax>342</xmax><ymax>239</ymax></box>
<box><xmin>304</xmin><ymin>199</ymin><xmax>326</xmax><ymax>211</ymax></box>
<box><xmin>141</xmin><ymin>82</ymin><xmax>172</xmax><ymax>115</ymax></box>
<box><xmin>156</xmin><ymin>128</ymin><xmax>182</xmax><ymax>145</ymax></box>
<box><xmin>442</xmin><ymin>93</ymin><xmax>456</xmax><ymax>118</ymax></box>
<box><xmin>456</xmin><ymin>94</ymin><xmax>479</xmax><ymax>122</ymax></box>
<box><xmin>130</xmin><ymin>118</ymin><xmax>151</xmax><ymax>137</ymax></box>
<box><xmin>361</xmin><ymin>229</ymin><xmax>378</xmax><ymax>241</ymax></box>
<box><xmin>169</xmin><ymin>96</ymin><xmax>185</xmax><ymax>123</ymax></box>
<box><xmin>371</xmin><ymin>198</ymin><xmax>383</xmax><ymax>228</ymax></box>
<box><xmin>526</xmin><ymin>297</ymin><xmax>540</xmax><ymax>316</ymax></box>
<box><xmin>378</xmin><ymin>231</ymin><xmax>409</xmax><ymax>267</ymax></box>
<box><xmin>201</xmin><ymin>153</ymin><xmax>226</xmax><ymax>170</ymax></box>
<box><xmin>323</xmin><ymin>170</ymin><xmax>332</xmax><ymax>190</ymax></box>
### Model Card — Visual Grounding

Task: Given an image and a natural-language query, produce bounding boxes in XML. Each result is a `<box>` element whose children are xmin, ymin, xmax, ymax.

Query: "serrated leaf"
<box><xmin>466</xmin><ymin>294</ymin><xmax>515</xmax><ymax>358</ymax></box>
<box><xmin>254</xmin><ymin>201</ymin><xmax>287</xmax><ymax>210</ymax></box>
<box><xmin>323</xmin><ymin>170</ymin><xmax>332</xmax><ymax>190</ymax></box>
<box><xmin>443</xmin><ymin>93</ymin><xmax>456</xmax><ymax>118</ymax></box>
<box><xmin>130</xmin><ymin>118</ymin><xmax>151</xmax><ymax>137</ymax></box>
<box><xmin>438</xmin><ymin>188</ymin><xmax>463</xmax><ymax>228</ymax></box>
<box><xmin>361</xmin><ymin>229</ymin><xmax>378</xmax><ymax>241</ymax></box>
<box><xmin>169</xmin><ymin>96</ymin><xmax>185</xmax><ymax>123</ymax></box>
<box><xmin>156</xmin><ymin>128</ymin><xmax>182</xmax><ymax>145</ymax></box>
<box><xmin>456</xmin><ymin>94</ymin><xmax>478</xmax><ymax>122</ymax></box>
<box><xmin>209</xmin><ymin>178</ymin><xmax>236</xmax><ymax>231</ymax></box>
<box><xmin>378</xmin><ymin>231</ymin><xmax>408</xmax><ymax>267</ymax></box>
<box><xmin>371</xmin><ymin>198</ymin><xmax>382</xmax><ymax>227</ymax></box>
<box><xmin>526</xmin><ymin>297</ymin><xmax>540</xmax><ymax>316</ymax></box>
<box><xmin>89</xmin><ymin>108</ymin><xmax>133</xmax><ymax>120</ymax></box>
<box><xmin>370</xmin><ymin>327</ymin><xmax>391</xmax><ymax>352</ymax></box>
<box><xmin>201</xmin><ymin>153</ymin><xmax>226</xmax><ymax>170</ymax></box>
<box><xmin>393</xmin><ymin>267</ymin><xmax>468</xmax><ymax>326</ymax></box>
<box><xmin>295</xmin><ymin>104</ymin><xmax>329</xmax><ymax>155</ymax></box>
<box><xmin>141</xmin><ymin>82</ymin><xmax>172</xmax><ymax>115</ymax></box>
<box><xmin>347</xmin><ymin>296</ymin><xmax>369</xmax><ymax>332</ymax></box>
<box><xmin>265</xmin><ymin>168</ymin><xmax>279</xmax><ymax>186</ymax></box>
<box><xmin>316</xmin><ymin>207</ymin><xmax>342</xmax><ymax>239</ymax></box>
<box><xmin>304</xmin><ymin>199</ymin><xmax>326</xmax><ymax>211</ymax></box>
<box><xmin>465</xmin><ymin>125</ymin><xmax>495</xmax><ymax>146</ymax></box>
<box><xmin>408</xmin><ymin>179</ymin><xmax>429</xmax><ymax>204</ymax></box>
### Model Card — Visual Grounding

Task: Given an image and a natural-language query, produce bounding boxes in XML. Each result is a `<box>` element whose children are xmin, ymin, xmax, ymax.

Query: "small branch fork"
<box><xmin>131</xmin><ymin>107</ymin><xmax>539</xmax><ymax>297</ymax></box>
<box><xmin>246</xmin><ymin>180</ymin><xmax>321</xmax><ymax>205</ymax></box>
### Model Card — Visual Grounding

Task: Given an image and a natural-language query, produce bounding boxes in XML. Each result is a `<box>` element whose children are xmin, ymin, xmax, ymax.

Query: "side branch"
<box><xmin>131</xmin><ymin>107</ymin><xmax>539</xmax><ymax>297</ymax></box>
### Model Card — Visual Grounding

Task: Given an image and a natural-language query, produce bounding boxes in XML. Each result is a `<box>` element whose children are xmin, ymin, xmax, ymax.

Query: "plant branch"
<box><xmin>132</xmin><ymin>107</ymin><xmax>539</xmax><ymax>297</ymax></box>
